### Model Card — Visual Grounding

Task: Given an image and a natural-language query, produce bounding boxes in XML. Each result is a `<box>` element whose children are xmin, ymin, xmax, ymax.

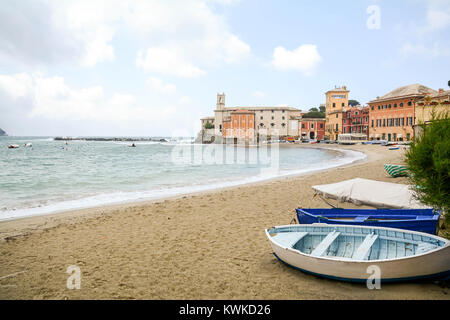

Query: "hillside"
<box><xmin>0</xmin><ymin>128</ymin><xmax>7</xmax><ymax>136</ymax></box>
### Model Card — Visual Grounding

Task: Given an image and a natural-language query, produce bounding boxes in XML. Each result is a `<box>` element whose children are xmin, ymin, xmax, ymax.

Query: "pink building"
<box><xmin>342</xmin><ymin>106</ymin><xmax>369</xmax><ymax>138</ymax></box>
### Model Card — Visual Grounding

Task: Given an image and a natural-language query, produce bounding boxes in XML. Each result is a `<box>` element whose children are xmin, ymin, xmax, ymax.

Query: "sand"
<box><xmin>0</xmin><ymin>144</ymin><xmax>448</xmax><ymax>300</ymax></box>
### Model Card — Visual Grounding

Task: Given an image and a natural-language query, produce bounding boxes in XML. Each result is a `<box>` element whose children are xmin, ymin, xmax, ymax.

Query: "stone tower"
<box><xmin>217</xmin><ymin>93</ymin><xmax>225</xmax><ymax>110</ymax></box>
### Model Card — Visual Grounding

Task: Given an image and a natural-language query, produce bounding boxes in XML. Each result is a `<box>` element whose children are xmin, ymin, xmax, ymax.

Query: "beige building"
<box><xmin>414</xmin><ymin>88</ymin><xmax>450</xmax><ymax>136</ymax></box>
<box><xmin>325</xmin><ymin>86</ymin><xmax>349</xmax><ymax>140</ymax></box>
<box><xmin>200</xmin><ymin>93</ymin><xmax>303</xmax><ymax>143</ymax></box>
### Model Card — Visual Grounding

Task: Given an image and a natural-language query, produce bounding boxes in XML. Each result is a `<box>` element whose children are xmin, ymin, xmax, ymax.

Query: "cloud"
<box><xmin>0</xmin><ymin>0</ymin><xmax>250</xmax><ymax>71</ymax></box>
<box><xmin>137</xmin><ymin>48</ymin><xmax>206</xmax><ymax>78</ymax></box>
<box><xmin>396</xmin><ymin>0</ymin><xmax>450</xmax><ymax>59</ymax></box>
<box><xmin>0</xmin><ymin>73</ymin><xmax>176</xmax><ymax>123</ymax></box>
<box><xmin>129</xmin><ymin>0</ymin><xmax>251</xmax><ymax>77</ymax></box>
<box><xmin>147</xmin><ymin>77</ymin><xmax>177</xmax><ymax>94</ymax></box>
<box><xmin>271</xmin><ymin>44</ymin><xmax>321</xmax><ymax>75</ymax></box>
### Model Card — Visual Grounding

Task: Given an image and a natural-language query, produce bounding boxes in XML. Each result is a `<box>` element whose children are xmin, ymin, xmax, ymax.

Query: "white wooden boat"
<box><xmin>266</xmin><ymin>224</ymin><xmax>450</xmax><ymax>283</ymax></box>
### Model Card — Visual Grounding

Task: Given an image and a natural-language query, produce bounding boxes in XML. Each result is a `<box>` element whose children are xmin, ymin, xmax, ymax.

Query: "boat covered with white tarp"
<box><xmin>312</xmin><ymin>178</ymin><xmax>427</xmax><ymax>209</ymax></box>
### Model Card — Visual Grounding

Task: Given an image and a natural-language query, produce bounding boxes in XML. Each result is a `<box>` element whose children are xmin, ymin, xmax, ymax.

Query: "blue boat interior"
<box><xmin>296</xmin><ymin>208</ymin><xmax>439</xmax><ymax>222</ymax></box>
<box><xmin>268</xmin><ymin>225</ymin><xmax>447</xmax><ymax>261</ymax></box>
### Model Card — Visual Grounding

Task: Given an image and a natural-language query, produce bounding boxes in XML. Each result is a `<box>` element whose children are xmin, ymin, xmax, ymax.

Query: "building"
<box><xmin>200</xmin><ymin>93</ymin><xmax>303</xmax><ymax>143</ymax></box>
<box><xmin>368</xmin><ymin>84</ymin><xmax>437</xmax><ymax>141</ymax></box>
<box><xmin>200</xmin><ymin>116</ymin><xmax>215</xmax><ymax>129</ymax></box>
<box><xmin>325</xmin><ymin>86</ymin><xmax>349</xmax><ymax>141</ymax></box>
<box><xmin>342</xmin><ymin>106</ymin><xmax>370</xmax><ymax>138</ymax></box>
<box><xmin>222</xmin><ymin>109</ymin><xmax>255</xmax><ymax>143</ymax></box>
<box><xmin>300</xmin><ymin>118</ymin><xmax>325</xmax><ymax>140</ymax></box>
<box><xmin>414</xmin><ymin>88</ymin><xmax>450</xmax><ymax>136</ymax></box>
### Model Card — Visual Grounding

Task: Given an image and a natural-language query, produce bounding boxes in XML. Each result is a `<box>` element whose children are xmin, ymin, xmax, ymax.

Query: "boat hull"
<box><xmin>266</xmin><ymin>224</ymin><xmax>450</xmax><ymax>283</ymax></box>
<box><xmin>296</xmin><ymin>208</ymin><xmax>440</xmax><ymax>235</ymax></box>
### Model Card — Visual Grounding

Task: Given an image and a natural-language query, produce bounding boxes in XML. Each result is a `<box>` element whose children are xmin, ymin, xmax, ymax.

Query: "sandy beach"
<box><xmin>0</xmin><ymin>144</ymin><xmax>448</xmax><ymax>300</ymax></box>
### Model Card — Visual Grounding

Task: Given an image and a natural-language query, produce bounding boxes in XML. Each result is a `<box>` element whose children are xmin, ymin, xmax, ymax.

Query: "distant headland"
<box><xmin>0</xmin><ymin>128</ymin><xmax>7</xmax><ymax>136</ymax></box>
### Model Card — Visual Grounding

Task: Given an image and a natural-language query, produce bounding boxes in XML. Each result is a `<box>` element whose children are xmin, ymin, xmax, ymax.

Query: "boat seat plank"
<box><xmin>311</xmin><ymin>231</ymin><xmax>340</xmax><ymax>257</ymax></box>
<box><xmin>352</xmin><ymin>234</ymin><xmax>379</xmax><ymax>260</ymax></box>
<box><xmin>353</xmin><ymin>216</ymin><xmax>369</xmax><ymax>222</ymax></box>
<box><xmin>272</xmin><ymin>232</ymin><xmax>309</xmax><ymax>248</ymax></box>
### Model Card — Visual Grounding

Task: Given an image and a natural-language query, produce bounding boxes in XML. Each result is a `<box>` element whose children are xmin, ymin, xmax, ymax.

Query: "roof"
<box><xmin>216</xmin><ymin>106</ymin><xmax>301</xmax><ymax>112</ymax></box>
<box><xmin>325</xmin><ymin>86</ymin><xmax>349</xmax><ymax>94</ymax></box>
<box><xmin>370</xmin><ymin>84</ymin><xmax>437</xmax><ymax>103</ymax></box>
<box><xmin>201</xmin><ymin>116</ymin><xmax>215</xmax><ymax>120</ymax></box>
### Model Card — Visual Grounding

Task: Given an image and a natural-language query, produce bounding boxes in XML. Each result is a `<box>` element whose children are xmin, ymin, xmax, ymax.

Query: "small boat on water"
<box><xmin>8</xmin><ymin>144</ymin><xmax>19</xmax><ymax>149</ymax></box>
<box><xmin>389</xmin><ymin>146</ymin><xmax>400</xmax><ymax>150</ymax></box>
<box><xmin>296</xmin><ymin>208</ymin><xmax>440</xmax><ymax>235</ymax></box>
<box><xmin>266</xmin><ymin>224</ymin><xmax>450</xmax><ymax>283</ymax></box>
<box><xmin>384</xmin><ymin>164</ymin><xmax>408</xmax><ymax>177</ymax></box>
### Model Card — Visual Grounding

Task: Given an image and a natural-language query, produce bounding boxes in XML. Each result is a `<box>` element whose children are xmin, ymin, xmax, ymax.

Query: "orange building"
<box><xmin>300</xmin><ymin>118</ymin><xmax>325</xmax><ymax>140</ymax></box>
<box><xmin>325</xmin><ymin>86</ymin><xmax>349</xmax><ymax>141</ymax></box>
<box><xmin>222</xmin><ymin>109</ymin><xmax>255</xmax><ymax>143</ymax></box>
<box><xmin>368</xmin><ymin>84</ymin><xmax>436</xmax><ymax>141</ymax></box>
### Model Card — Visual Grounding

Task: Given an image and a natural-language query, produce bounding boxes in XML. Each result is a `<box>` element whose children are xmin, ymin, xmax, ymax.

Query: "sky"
<box><xmin>0</xmin><ymin>0</ymin><xmax>449</xmax><ymax>137</ymax></box>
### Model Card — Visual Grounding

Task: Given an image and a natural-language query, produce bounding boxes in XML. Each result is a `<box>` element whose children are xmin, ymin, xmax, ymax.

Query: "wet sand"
<box><xmin>0</xmin><ymin>144</ymin><xmax>448</xmax><ymax>299</ymax></box>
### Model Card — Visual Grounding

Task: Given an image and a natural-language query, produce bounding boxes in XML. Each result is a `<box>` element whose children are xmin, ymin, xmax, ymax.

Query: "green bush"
<box><xmin>405</xmin><ymin>110</ymin><xmax>450</xmax><ymax>226</ymax></box>
<box><xmin>204</xmin><ymin>121</ymin><xmax>215</xmax><ymax>129</ymax></box>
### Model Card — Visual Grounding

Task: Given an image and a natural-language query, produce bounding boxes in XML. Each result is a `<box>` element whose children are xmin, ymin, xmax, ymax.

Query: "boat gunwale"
<box><xmin>296</xmin><ymin>208</ymin><xmax>440</xmax><ymax>223</ymax></box>
<box><xmin>265</xmin><ymin>223</ymin><xmax>450</xmax><ymax>264</ymax></box>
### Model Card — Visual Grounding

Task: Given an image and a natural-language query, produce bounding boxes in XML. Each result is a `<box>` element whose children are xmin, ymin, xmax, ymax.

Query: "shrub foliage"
<box><xmin>405</xmin><ymin>111</ymin><xmax>450</xmax><ymax>225</ymax></box>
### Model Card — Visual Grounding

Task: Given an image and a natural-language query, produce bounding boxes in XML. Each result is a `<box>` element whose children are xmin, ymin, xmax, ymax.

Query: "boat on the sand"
<box><xmin>266</xmin><ymin>224</ymin><xmax>450</xmax><ymax>283</ymax></box>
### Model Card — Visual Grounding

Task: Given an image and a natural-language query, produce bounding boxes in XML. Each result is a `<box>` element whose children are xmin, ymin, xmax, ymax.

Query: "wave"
<box><xmin>0</xmin><ymin>148</ymin><xmax>365</xmax><ymax>222</ymax></box>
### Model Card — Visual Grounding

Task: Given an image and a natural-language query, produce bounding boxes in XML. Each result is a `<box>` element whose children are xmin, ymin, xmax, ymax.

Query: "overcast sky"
<box><xmin>0</xmin><ymin>0</ymin><xmax>449</xmax><ymax>136</ymax></box>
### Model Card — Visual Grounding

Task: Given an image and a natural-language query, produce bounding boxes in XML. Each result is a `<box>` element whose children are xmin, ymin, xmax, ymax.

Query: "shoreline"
<box><xmin>1</xmin><ymin>144</ymin><xmax>448</xmax><ymax>300</ymax></box>
<box><xmin>0</xmin><ymin>144</ymin><xmax>365</xmax><ymax>225</ymax></box>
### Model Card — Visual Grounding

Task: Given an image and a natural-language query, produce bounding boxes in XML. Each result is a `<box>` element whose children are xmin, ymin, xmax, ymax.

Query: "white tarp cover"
<box><xmin>312</xmin><ymin>178</ymin><xmax>428</xmax><ymax>209</ymax></box>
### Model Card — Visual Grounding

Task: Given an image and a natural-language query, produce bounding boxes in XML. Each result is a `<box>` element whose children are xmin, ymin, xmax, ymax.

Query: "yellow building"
<box><xmin>325</xmin><ymin>86</ymin><xmax>349</xmax><ymax>140</ymax></box>
<box><xmin>414</xmin><ymin>88</ymin><xmax>450</xmax><ymax>136</ymax></box>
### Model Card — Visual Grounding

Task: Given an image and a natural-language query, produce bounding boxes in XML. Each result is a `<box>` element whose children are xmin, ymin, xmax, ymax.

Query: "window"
<box><xmin>408</xmin><ymin>101</ymin><xmax>412</xmax><ymax>106</ymax></box>
<box><xmin>311</xmin><ymin>124</ymin><xmax>314</xmax><ymax>128</ymax></box>
<box><xmin>260</xmin><ymin>116</ymin><xmax>263</xmax><ymax>120</ymax></box>
<box><xmin>401</xmin><ymin>118</ymin><xmax>404</xmax><ymax>126</ymax></box>
<box><xmin>371</xmin><ymin>106</ymin><xmax>374</xmax><ymax>110</ymax></box>
<box><xmin>400</xmin><ymin>102</ymin><xmax>403</xmax><ymax>107</ymax></box>
<box><xmin>271</xmin><ymin>110</ymin><xmax>274</xmax><ymax>113</ymax></box>
<box><xmin>302</xmin><ymin>124</ymin><xmax>305</xmax><ymax>128</ymax></box>
<box><xmin>270</xmin><ymin>123</ymin><xmax>275</xmax><ymax>127</ymax></box>
<box><xmin>282</xmin><ymin>110</ymin><xmax>285</xmax><ymax>113</ymax></box>
<box><xmin>383</xmin><ymin>119</ymin><xmax>386</xmax><ymax>127</ymax></box>
<box><xmin>371</xmin><ymin>119</ymin><xmax>374</xmax><ymax>127</ymax></box>
<box><xmin>342</xmin><ymin>103</ymin><xmax>345</xmax><ymax>107</ymax></box>
<box><xmin>282</xmin><ymin>116</ymin><xmax>285</xmax><ymax>120</ymax></box>
<box><xmin>281</xmin><ymin>123</ymin><xmax>286</xmax><ymax>127</ymax></box>
<box><xmin>333</xmin><ymin>103</ymin><xmax>336</xmax><ymax>108</ymax></box>
<box><xmin>336</xmin><ymin>114</ymin><xmax>338</xmax><ymax>118</ymax></box>
<box><xmin>320</xmin><ymin>124</ymin><xmax>323</xmax><ymax>128</ymax></box>
<box><xmin>271</xmin><ymin>116</ymin><xmax>274</xmax><ymax>120</ymax></box>
<box><xmin>378</xmin><ymin>106</ymin><xmax>380</xmax><ymax>110</ymax></box>
<box><xmin>343</xmin><ymin>119</ymin><xmax>346</xmax><ymax>124</ymax></box>
<box><xmin>260</xmin><ymin>123</ymin><xmax>264</xmax><ymax>127</ymax></box>
<box><xmin>335</xmin><ymin>124</ymin><xmax>338</xmax><ymax>131</ymax></box>
<box><xmin>394</xmin><ymin>103</ymin><xmax>397</xmax><ymax>108</ymax></box>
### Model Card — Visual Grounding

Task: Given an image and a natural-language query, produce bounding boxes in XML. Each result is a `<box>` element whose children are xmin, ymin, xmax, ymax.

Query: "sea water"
<box><xmin>0</xmin><ymin>136</ymin><xmax>365</xmax><ymax>221</ymax></box>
